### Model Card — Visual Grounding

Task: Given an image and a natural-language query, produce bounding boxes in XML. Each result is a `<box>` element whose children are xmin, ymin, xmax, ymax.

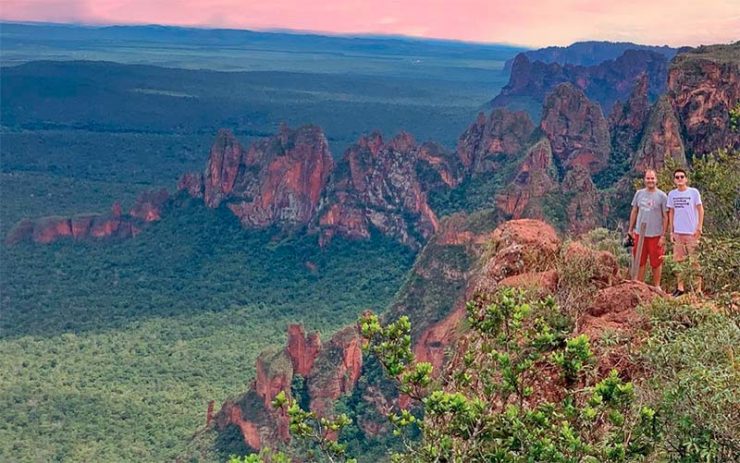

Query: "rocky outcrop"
<box><xmin>195</xmin><ymin>125</ymin><xmax>335</xmax><ymax>229</ymax></box>
<box><xmin>609</xmin><ymin>73</ymin><xmax>651</xmax><ymax>164</ymax></box>
<box><xmin>562</xmin><ymin>166</ymin><xmax>605</xmax><ymax>235</ymax></box>
<box><xmin>494</xmin><ymin>49</ymin><xmax>670</xmax><ymax>115</ymax></box>
<box><xmin>457</xmin><ymin>109</ymin><xmax>535</xmax><ymax>174</ymax></box>
<box><xmin>214</xmin><ymin>325</ymin><xmax>363</xmax><ymax>451</ymax></box>
<box><xmin>203</xmin><ymin>129</ymin><xmax>245</xmax><ymax>208</ymax></box>
<box><xmin>307</xmin><ymin>326</ymin><xmax>363</xmax><ymax>417</ymax></box>
<box><xmin>318</xmin><ymin>132</ymin><xmax>462</xmax><ymax>248</ymax></box>
<box><xmin>495</xmin><ymin>138</ymin><xmax>558</xmax><ymax>219</ymax></box>
<box><xmin>286</xmin><ymin>324</ymin><xmax>321</xmax><ymax>378</ymax></box>
<box><xmin>540</xmin><ymin>83</ymin><xmax>611</xmax><ymax>174</ymax></box>
<box><xmin>387</xmin><ymin>217</ymin><xmax>560</xmax><ymax>372</ymax></box>
<box><xmin>668</xmin><ymin>42</ymin><xmax>740</xmax><ymax>157</ymax></box>
<box><xmin>632</xmin><ymin>95</ymin><xmax>687</xmax><ymax>170</ymax></box>
<box><xmin>578</xmin><ymin>281</ymin><xmax>664</xmax><ymax>376</ymax></box>
<box><xmin>4</xmin><ymin>190</ymin><xmax>168</xmax><ymax>245</ymax></box>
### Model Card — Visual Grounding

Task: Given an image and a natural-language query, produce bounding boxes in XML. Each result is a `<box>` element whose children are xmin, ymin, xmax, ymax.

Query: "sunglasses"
<box><xmin>674</xmin><ymin>175</ymin><xmax>686</xmax><ymax>179</ymax></box>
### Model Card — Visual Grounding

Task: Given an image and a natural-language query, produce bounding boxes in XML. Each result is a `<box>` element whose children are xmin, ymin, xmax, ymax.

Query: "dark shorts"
<box><xmin>633</xmin><ymin>234</ymin><xmax>663</xmax><ymax>268</ymax></box>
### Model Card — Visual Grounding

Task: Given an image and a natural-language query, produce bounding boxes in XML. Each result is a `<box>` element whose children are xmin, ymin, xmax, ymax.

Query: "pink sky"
<box><xmin>2</xmin><ymin>0</ymin><xmax>738</xmax><ymax>47</ymax></box>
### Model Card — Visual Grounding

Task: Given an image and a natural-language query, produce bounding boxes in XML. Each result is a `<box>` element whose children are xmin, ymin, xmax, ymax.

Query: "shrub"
<box><xmin>638</xmin><ymin>298</ymin><xmax>740</xmax><ymax>461</ymax></box>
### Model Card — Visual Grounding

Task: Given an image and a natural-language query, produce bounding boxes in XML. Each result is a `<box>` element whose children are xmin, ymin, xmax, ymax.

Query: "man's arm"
<box><xmin>667</xmin><ymin>208</ymin><xmax>675</xmax><ymax>242</ymax></box>
<box><xmin>628</xmin><ymin>206</ymin><xmax>638</xmax><ymax>239</ymax></box>
<box><xmin>695</xmin><ymin>204</ymin><xmax>704</xmax><ymax>238</ymax></box>
<box><xmin>660</xmin><ymin>210</ymin><xmax>669</xmax><ymax>245</ymax></box>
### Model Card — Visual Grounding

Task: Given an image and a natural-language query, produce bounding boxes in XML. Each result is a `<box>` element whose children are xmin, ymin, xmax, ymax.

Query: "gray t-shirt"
<box><xmin>667</xmin><ymin>187</ymin><xmax>702</xmax><ymax>234</ymax></box>
<box><xmin>631</xmin><ymin>188</ymin><xmax>668</xmax><ymax>237</ymax></box>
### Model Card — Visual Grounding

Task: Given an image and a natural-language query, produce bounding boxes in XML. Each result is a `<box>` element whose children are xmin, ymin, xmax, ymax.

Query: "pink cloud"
<box><xmin>1</xmin><ymin>0</ymin><xmax>738</xmax><ymax>47</ymax></box>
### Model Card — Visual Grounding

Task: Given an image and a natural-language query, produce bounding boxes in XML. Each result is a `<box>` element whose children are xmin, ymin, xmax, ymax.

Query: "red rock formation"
<box><xmin>496</xmin><ymin>138</ymin><xmax>557</xmax><ymax>219</ymax></box>
<box><xmin>6</xmin><ymin>188</ymin><xmax>170</xmax><ymax>245</ymax></box>
<box><xmin>541</xmin><ymin>83</ymin><xmax>611</xmax><ymax>174</ymax></box>
<box><xmin>579</xmin><ymin>281</ymin><xmax>662</xmax><ymax>339</ymax></box>
<box><xmin>562</xmin><ymin>166</ymin><xmax>606</xmax><ymax>235</ymax></box>
<box><xmin>70</xmin><ymin>215</ymin><xmax>96</xmax><ymax>239</ymax></box>
<box><xmin>307</xmin><ymin>326</ymin><xmax>363</xmax><ymax>417</ymax></box>
<box><xmin>457</xmin><ymin>109</ymin><xmax>535</xmax><ymax>174</ymax></box>
<box><xmin>32</xmin><ymin>217</ymin><xmax>73</xmax><ymax>244</ymax></box>
<box><xmin>632</xmin><ymin>96</ymin><xmax>687</xmax><ymax>171</ymax></box>
<box><xmin>214</xmin><ymin>324</ymin><xmax>364</xmax><ymax>451</ymax></box>
<box><xmin>403</xmin><ymin>218</ymin><xmax>561</xmax><ymax>371</ymax></box>
<box><xmin>225</xmin><ymin>125</ymin><xmax>334</xmax><ymax>228</ymax></box>
<box><xmin>319</xmin><ymin>131</ymin><xmax>461</xmax><ymax>248</ymax></box>
<box><xmin>203</xmin><ymin>129</ymin><xmax>245</xmax><ymax>208</ymax></box>
<box><xmin>668</xmin><ymin>43</ymin><xmax>740</xmax><ymax>157</ymax></box>
<box><xmin>286</xmin><ymin>324</ymin><xmax>321</xmax><ymax>377</ymax></box>
<box><xmin>254</xmin><ymin>348</ymin><xmax>293</xmax><ymax>409</ymax></box>
<box><xmin>578</xmin><ymin>281</ymin><xmax>664</xmax><ymax>376</ymax></box>
<box><xmin>216</xmin><ymin>401</ymin><xmax>263</xmax><ymax>450</ymax></box>
<box><xmin>609</xmin><ymin>73</ymin><xmax>651</xmax><ymax>164</ymax></box>
<box><xmin>185</xmin><ymin>125</ymin><xmax>336</xmax><ymax>230</ymax></box>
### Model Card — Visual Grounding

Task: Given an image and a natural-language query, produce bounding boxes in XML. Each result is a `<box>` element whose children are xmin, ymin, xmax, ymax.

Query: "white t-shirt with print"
<box><xmin>667</xmin><ymin>187</ymin><xmax>702</xmax><ymax>234</ymax></box>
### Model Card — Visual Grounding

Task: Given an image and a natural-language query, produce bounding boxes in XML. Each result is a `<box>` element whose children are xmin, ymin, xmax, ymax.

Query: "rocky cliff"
<box><xmin>319</xmin><ymin>131</ymin><xmax>462</xmax><ymax>248</ymax></box>
<box><xmin>540</xmin><ymin>83</ymin><xmax>612</xmax><ymax>175</ymax></box>
<box><xmin>668</xmin><ymin>42</ymin><xmax>740</xmax><ymax>156</ymax></box>
<box><xmin>503</xmin><ymin>41</ymin><xmax>676</xmax><ymax>71</ymax></box>
<box><xmin>215</xmin><ymin>217</ymin><xmax>667</xmax><ymax>452</ymax></box>
<box><xmin>214</xmin><ymin>324</ymin><xmax>363</xmax><ymax>451</ymax></box>
<box><xmin>457</xmin><ymin>109</ymin><xmax>535</xmax><ymax>174</ymax></box>
<box><xmin>493</xmin><ymin>49</ymin><xmax>670</xmax><ymax>116</ymax></box>
<box><xmin>183</xmin><ymin>125</ymin><xmax>334</xmax><ymax>229</ymax></box>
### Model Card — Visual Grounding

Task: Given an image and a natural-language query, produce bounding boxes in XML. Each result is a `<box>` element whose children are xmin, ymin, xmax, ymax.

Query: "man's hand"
<box><xmin>629</xmin><ymin>230</ymin><xmax>636</xmax><ymax>241</ymax></box>
<box><xmin>693</xmin><ymin>229</ymin><xmax>702</xmax><ymax>240</ymax></box>
<box><xmin>659</xmin><ymin>235</ymin><xmax>666</xmax><ymax>247</ymax></box>
<box><xmin>670</xmin><ymin>232</ymin><xmax>676</xmax><ymax>243</ymax></box>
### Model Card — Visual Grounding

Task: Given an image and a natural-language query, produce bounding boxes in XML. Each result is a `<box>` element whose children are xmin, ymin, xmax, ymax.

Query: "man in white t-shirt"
<box><xmin>667</xmin><ymin>168</ymin><xmax>704</xmax><ymax>296</ymax></box>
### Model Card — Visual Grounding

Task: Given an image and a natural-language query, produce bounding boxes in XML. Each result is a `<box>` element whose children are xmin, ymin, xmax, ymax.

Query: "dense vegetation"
<box><xmin>0</xmin><ymin>199</ymin><xmax>416</xmax><ymax>461</ymax></box>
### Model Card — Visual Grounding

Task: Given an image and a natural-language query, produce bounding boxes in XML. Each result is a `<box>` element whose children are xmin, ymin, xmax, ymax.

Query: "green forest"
<box><xmin>0</xmin><ymin>198</ymin><xmax>417</xmax><ymax>461</ymax></box>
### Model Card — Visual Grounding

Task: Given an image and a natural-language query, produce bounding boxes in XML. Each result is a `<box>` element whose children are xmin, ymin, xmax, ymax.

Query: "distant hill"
<box><xmin>0</xmin><ymin>22</ymin><xmax>526</xmax><ymax>68</ymax></box>
<box><xmin>503</xmin><ymin>40</ymin><xmax>676</xmax><ymax>72</ymax></box>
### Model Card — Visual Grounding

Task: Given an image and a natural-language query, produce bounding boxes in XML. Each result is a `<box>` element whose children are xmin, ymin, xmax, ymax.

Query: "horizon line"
<box><xmin>1</xmin><ymin>19</ymin><xmax>686</xmax><ymax>50</ymax></box>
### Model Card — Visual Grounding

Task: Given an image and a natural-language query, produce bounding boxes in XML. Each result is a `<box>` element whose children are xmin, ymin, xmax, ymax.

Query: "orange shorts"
<box><xmin>673</xmin><ymin>233</ymin><xmax>698</xmax><ymax>261</ymax></box>
<box><xmin>633</xmin><ymin>234</ymin><xmax>663</xmax><ymax>268</ymax></box>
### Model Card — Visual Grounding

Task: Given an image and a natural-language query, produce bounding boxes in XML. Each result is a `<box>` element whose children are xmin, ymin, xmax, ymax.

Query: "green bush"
<box><xmin>638</xmin><ymin>298</ymin><xmax>740</xmax><ymax>461</ymax></box>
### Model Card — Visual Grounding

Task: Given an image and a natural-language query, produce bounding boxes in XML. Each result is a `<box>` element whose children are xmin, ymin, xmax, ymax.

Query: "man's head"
<box><xmin>673</xmin><ymin>168</ymin><xmax>688</xmax><ymax>188</ymax></box>
<box><xmin>644</xmin><ymin>169</ymin><xmax>658</xmax><ymax>190</ymax></box>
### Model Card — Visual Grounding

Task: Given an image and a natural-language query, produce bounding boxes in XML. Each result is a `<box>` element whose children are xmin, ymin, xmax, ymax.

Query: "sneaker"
<box><xmin>671</xmin><ymin>289</ymin><xmax>685</xmax><ymax>297</ymax></box>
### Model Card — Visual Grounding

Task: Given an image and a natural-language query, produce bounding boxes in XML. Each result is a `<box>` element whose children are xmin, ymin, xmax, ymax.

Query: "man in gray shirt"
<box><xmin>628</xmin><ymin>169</ymin><xmax>669</xmax><ymax>289</ymax></box>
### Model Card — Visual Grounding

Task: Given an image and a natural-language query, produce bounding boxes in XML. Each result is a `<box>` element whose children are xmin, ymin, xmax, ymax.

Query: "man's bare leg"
<box><xmin>675</xmin><ymin>258</ymin><xmax>685</xmax><ymax>292</ymax></box>
<box><xmin>637</xmin><ymin>265</ymin><xmax>647</xmax><ymax>283</ymax></box>
<box><xmin>652</xmin><ymin>265</ymin><xmax>662</xmax><ymax>289</ymax></box>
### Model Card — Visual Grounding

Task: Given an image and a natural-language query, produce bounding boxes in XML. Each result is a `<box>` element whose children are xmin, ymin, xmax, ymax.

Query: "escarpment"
<box><xmin>215</xmin><ymin>217</ymin><xmax>669</xmax><ymax>451</ymax></box>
